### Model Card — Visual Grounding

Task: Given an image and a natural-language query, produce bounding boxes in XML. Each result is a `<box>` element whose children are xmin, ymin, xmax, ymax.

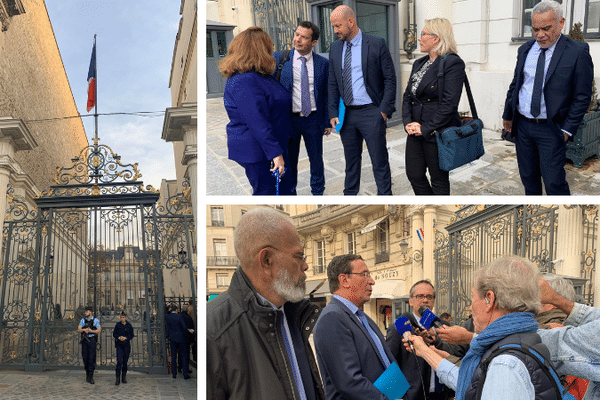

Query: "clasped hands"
<box><xmin>405</xmin><ymin>122</ymin><xmax>422</xmax><ymax>136</ymax></box>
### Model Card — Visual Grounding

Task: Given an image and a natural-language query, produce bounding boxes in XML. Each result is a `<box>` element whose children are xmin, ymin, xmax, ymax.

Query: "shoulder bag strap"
<box><xmin>274</xmin><ymin>49</ymin><xmax>290</xmax><ymax>82</ymax></box>
<box><xmin>437</xmin><ymin>53</ymin><xmax>479</xmax><ymax>120</ymax></box>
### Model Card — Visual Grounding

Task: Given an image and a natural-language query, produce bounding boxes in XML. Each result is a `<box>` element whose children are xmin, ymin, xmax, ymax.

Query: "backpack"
<box><xmin>274</xmin><ymin>49</ymin><xmax>290</xmax><ymax>82</ymax></box>
<box><xmin>476</xmin><ymin>342</ymin><xmax>576</xmax><ymax>400</ymax></box>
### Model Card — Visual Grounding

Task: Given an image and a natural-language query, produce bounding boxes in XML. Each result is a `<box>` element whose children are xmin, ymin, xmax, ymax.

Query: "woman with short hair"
<box><xmin>219</xmin><ymin>27</ymin><xmax>292</xmax><ymax>195</ymax></box>
<box><xmin>402</xmin><ymin>18</ymin><xmax>465</xmax><ymax>195</ymax></box>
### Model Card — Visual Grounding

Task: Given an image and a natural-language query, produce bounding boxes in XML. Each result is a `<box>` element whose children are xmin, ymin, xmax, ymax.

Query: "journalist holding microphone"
<box><xmin>404</xmin><ymin>256</ymin><xmax>559</xmax><ymax>400</ymax></box>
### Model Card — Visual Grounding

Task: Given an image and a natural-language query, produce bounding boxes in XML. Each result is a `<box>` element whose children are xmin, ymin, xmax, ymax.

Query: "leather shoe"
<box><xmin>184</xmin><ymin>375</ymin><xmax>191</xmax><ymax>380</ymax></box>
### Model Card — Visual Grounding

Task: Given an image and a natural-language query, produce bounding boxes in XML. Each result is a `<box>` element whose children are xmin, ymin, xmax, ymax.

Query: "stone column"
<box><xmin>556</xmin><ymin>206</ymin><xmax>583</xmax><ymax>276</ymax></box>
<box><xmin>0</xmin><ymin>118</ymin><xmax>38</xmax><ymax>261</ymax></box>
<box><xmin>423</xmin><ymin>206</ymin><xmax>437</xmax><ymax>281</ymax></box>
<box><xmin>407</xmin><ymin>206</ymin><xmax>425</xmax><ymax>285</ymax></box>
<box><xmin>182</xmin><ymin>125</ymin><xmax>197</xmax><ymax>235</ymax></box>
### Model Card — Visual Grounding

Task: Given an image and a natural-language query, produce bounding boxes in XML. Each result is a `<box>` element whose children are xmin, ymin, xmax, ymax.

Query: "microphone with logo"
<box><xmin>418</xmin><ymin>306</ymin><xmax>444</xmax><ymax>330</ymax></box>
<box><xmin>395</xmin><ymin>316</ymin><xmax>415</xmax><ymax>353</ymax></box>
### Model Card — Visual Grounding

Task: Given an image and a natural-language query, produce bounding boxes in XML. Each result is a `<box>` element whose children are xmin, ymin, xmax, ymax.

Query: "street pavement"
<box><xmin>0</xmin><ymin>369</ymin><xmax>197</xmax><ymax>400</ymax></box>
<box><xmin>206</xmin><ymin>97</ymin><xmax>600</xmax><ymax>196</ymax></box>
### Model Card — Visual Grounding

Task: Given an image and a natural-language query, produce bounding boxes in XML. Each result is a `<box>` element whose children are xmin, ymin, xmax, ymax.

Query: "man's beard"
<box><xmin>273</xmin><ymin>267</ymin><xmax>306</xmax><ymax>303</ymax></box>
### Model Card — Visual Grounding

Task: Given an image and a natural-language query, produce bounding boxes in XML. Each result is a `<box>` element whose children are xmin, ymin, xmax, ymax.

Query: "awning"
<box><xmin>371</xmin><ymin>279</ymin><xmax>405</xmax><ymax>299</ymax></box>
<box><xmin>305</xmin><ymin>279</ymin><xmax>327</xmax><ymax>296</ymax></box>
<box><xmin>361</xmin><ymin>215</ymin><xmax>388</xmax><ymax>234</ymax></box>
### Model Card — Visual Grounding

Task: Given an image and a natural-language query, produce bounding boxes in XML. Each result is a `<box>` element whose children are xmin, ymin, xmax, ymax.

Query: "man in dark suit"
<box><xmin>328</xmin><ymin>5</ymin><xmax>396</xmax><ymax>195</ymax></box>
<box><xmin>313</xmin><ymin>254</ymin><xmax>395</xmax><ymax>399</ymax></box>
<box><xmin>274</xmin><ymin>21</ymin><xmax>329</xmax><ymax>195</ymax></box>
<box><xmin>502</xmin><ymin>0</ymin><xmax>593</xmax><ymax>195</ymax></box>
<box><xmin>386</xmin><ymin>280</ymin><xmax>462</xmax><ymax>400</ymax></box>
<box><xmin>165</xmin><ymin>304</ymin><xmax>193</xmax><ymax>379</ymax></box>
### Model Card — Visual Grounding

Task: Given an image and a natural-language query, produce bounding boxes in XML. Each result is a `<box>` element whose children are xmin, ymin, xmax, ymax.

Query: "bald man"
<box><xmin>207</xmin><ymin>207</ymin><xmax>325</xmax><ymax>400</ymax></box>
<box><xmin>328</xmin><ymin>5</ymin><xmax>396</xmax><ymax>195</ymax></box>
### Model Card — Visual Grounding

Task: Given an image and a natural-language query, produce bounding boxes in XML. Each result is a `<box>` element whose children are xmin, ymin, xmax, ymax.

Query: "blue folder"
<box><xmin>374</xmin><ymin>361</ymin><xmax>410</xmax><ymax>400</ymax></box>
<box><xmin>335</xmin><ymin>98</ymin><xmax>345</xmax><ymax>132</ymax></box>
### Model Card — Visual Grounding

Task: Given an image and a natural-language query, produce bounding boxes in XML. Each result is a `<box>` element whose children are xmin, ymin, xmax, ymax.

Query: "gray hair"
<box><xmin>532</xmin><ymin>0</ymin><xmax>563</xmax><ymax>20</ymax></box>
<box><xmin>409</xmin><ymin>279</ymin><xmax>435</xmax><ymax>298</ymax></box>
<box><xmin>327</xmin><ymin>254</ymin><xmax>363</xmax><ymax>293</ymax></box>
<box><xmin>475</xmin><ymin>256</ymin><xmax>541</xmax><ymax>314</ymax></box>
<box><xmin>233</xmin><ymin>207</ymin><xmax>294</xmax><ymax>266</ymax></box>
<box><xmin>543</xmin><ymin>275</ymin><xmax>576</xmax><ymax>302</ymax></box>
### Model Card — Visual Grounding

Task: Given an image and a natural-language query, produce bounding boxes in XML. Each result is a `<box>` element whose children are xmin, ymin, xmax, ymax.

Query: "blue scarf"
<box><xmin>455</xmin><ymin>312</ymin><xmax>539</xmax><ymax>400</ymax></box>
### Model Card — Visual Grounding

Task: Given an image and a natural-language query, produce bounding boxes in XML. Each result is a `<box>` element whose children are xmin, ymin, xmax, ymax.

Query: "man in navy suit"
<box><xmin>313</xmin><ymin>254</ymin><xmax>395</xmax><ymax>399</ymax></box>
<box><xmin>502</xmin><ymin>0</ymin><xmax>593</xmax><ymax>195</ymax></box>
<box><xmin>165</xmin><ymin>304</ymin><xmax>193</xmax><ymax>379</ymax></box>
<box><xmin>328</xmin><ymin>5</ymin><xmax>396</xmax><ymax>195</ymax></box>
<box><xmin>274</xmin><ymin>21</ymin><xmax>329</xmax><ymax>195</ymax></box>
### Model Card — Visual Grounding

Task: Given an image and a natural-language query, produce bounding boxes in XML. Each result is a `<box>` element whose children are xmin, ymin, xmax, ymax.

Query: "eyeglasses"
<box><xmin>346</xmin><ymin>271</ymin><xmax>371</xmax><ymax>279</ymax></box>
<box><xmin>412</xmin><ymin>294</ymin><xmax>435</xmax><ymax>300</ymax></box>
<box><xmin>264</xmin><ymin>245</ymin><xmax>307</xmax><ymax>262</ymax></box>
<box><xmin>420</xmin><ymin>32</ymin><xmax>437</xmax><ymax>38</ymax></box>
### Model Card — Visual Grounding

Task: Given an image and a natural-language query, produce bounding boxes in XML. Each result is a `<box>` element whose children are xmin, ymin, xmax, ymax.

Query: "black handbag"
<box><xmin>435</xmin><ymin>54</ymin><xmax>485</xmax><ymax>171</ymax></box>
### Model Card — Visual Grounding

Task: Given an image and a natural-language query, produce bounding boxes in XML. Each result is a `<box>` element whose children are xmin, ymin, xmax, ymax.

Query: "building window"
<box><xmin>115</xmin><ymin>270</ymin><xmax>121</xmax><ymax>282</ymax></box>
<box><xmin>211</xmin><ymin>206</ymin><xmax>224</xmax><ymax>226</ymax></box>
<box><xmin>318</xmin><ymin>2</ymin><xmax>343</xmax><ymax>53</ymax></box>
<box><xmin>213</xmin><ymin>239</ymin><xmax>228</xmax><ymax>265</ymax></box>
<box><xmin>315</xmin><ymin>240</ymin><xmax>326</xmax><ymax>274</ymax></box>
<box><xmin>347</xmin><ymin>232</ymin><xmax>356</xmax><ymax>254</ymax></box>
<box><xmin>376</xmin><ymin>219</ymin><xmax>389</xmax><ymax>264</ymax></box>
<box><xmin>585</xmin><ymin>0</ymin><xmax>600</xmax><ymax>35</ymax></box>
<box><xmin>216</xmin><ymin>273</ymin><xmax>230</xmax><ymax>288</ymax></box>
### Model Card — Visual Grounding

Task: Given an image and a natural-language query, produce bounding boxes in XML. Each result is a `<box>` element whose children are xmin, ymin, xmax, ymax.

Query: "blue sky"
<box><xmin>45</xmin><ymin>1</ymin><xmax>182</xmax><ymax>189</ymax></box>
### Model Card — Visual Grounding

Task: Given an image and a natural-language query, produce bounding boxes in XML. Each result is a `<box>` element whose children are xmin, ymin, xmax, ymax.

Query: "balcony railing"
<box><xmin>206</xmin><ymin>256</ymin><xmax>238</xmax><ymax>266</ymax></box>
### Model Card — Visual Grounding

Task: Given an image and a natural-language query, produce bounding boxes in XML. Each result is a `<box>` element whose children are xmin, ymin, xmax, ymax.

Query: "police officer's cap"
<box><xmin>120</xmin><ymin>311</ymin><xmax>127</xmax><ymax>316</ymax></box>
<box><xmin>85</xmin><ymin>306</ymin><xmax>93</xmax><ymax>311</ymax></box>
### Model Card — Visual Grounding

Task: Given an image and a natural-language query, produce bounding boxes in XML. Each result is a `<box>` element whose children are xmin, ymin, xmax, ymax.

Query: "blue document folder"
<box><xmin>374</xmin><ymin>361</ymin><xmax>410</xmax><ymax>400</ymax></box>
<box><xmin>335</xmin><ymin>98</ymin><xmax>345</xmax><ymax>132</ymax></box>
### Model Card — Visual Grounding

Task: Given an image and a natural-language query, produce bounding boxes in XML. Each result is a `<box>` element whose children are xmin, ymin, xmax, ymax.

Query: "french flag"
<box><xmin>417</xmin><ymin>228</ymin><xmax>424</xmax><ymax>241</ymax></box>
<box><xmin>86</xmin><ymin>41</ymin><xmax>96</xmax><ymax>112</ymax></box>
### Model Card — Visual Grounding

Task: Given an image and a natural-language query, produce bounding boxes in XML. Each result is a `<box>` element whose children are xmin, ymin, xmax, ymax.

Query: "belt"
<box><xmin>292</xmin><ymin>111</ymin><xmax>315</xmax><ymax>117</ymax></box>
<box><xmin>519</xmin><ymin>113</ymin><xmax>547</xmax><ymax>124</ymax></box>
<box><xmin>345</xmin><ymin>104</ymin><xmax>372</xmax><ymax>110</ymax></box>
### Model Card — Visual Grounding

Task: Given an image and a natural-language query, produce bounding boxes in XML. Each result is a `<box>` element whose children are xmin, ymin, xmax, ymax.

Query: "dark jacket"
<box><xmin>402</xmin><ymin>53</ymin><xmax>466</xmax><ymax>141</ymax></box>
<box><xmin>207</xmin><ymin>266</ymin><xmax>325</xmax><ymax>400</ymax></box>
<box><xmin>463</xmin><ymin>332</ymin><xmax>559</xmax><ymax>400</ymax></box>
<box><xmin>113</xmin><ymin>320</ymin><xmax>134</xmax><ymax>346</ymax></box>
<box><xmin>165</xmin><ymin>312</ymin><xmax>188</xmax><ymax>343</ymax></box>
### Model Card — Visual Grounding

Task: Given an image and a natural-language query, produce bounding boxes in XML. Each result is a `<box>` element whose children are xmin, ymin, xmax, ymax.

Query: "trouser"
<box><xmin>115</xmin><ymin>342</ymin><xmax>131</xmax><ymax>375</ymax></box>
<box><xmin>170</xmin><ymin>340</ymin><xmax>189</xmax><ymax>377</ymax></box>
<box><xmin>405</xmin><ymin>135</ymin><xmax>450</xmax><ymax>195</ymax></box>
<box><xmin>238</xmin><ymin>151</ymin><xmax>293</xmax><ymax>195</ymax></box>
<box><xmin>82</xmin><ymin>337</ymin><xmax>97</xmax><ymax>373</ymax></box>
<box><xmin>289</xmin><ymin>112</ymin><xmax>325</xmax><ymax>195</ymax></box>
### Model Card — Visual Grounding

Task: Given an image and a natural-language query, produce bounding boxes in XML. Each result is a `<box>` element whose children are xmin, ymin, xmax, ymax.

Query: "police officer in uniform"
<box><xmin>78</xmin><ymin>306</ymin><xmax>101</xmax><ymax>384</ymax></box>
<box><xmin>113</xmin><ymin>311</ymin><xmax>134</xmax><ymax>385</ymax></box>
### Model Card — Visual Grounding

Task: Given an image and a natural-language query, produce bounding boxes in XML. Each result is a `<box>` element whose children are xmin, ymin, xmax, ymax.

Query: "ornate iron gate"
<box><xmin>435</xmin><ymin>205</ymin><xmax>558</xmax><ymax>324</ymax></box>
<box><xmin>252</xmin><ymin>0</ymin><xmax>309</xmax><ymax>51</ymax></box>
<box><xmin>0</xmin><ymin>142</ymin><xmax>195</xmax><ymax>372</ymax></box>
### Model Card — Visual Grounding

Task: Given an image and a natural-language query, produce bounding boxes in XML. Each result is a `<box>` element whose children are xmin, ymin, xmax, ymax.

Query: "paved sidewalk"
<box><xmin>0</xmin><ymin>369</ymin><xmax>197</xmax><ymax>400</ymax></box>
<box><xmin>207</xmin><ymin>97</ymin><xmax>600</xmax><ymax>196</ymax></box>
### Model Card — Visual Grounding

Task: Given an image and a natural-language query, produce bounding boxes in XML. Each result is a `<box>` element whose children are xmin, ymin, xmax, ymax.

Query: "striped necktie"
<box><xmin>342</xmin><ymin>42</ymin><xmax>353</xmax><ymax>105</ymax></box>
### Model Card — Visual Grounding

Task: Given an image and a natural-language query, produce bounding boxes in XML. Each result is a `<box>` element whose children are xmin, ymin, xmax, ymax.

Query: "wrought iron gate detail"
<box><xmin>0</xmin><ymin>141</ymin><xmax>194</xmax><ymax>372</ymax></box>
<box><xmin>252</xmin><ymin>0</ymin><xmax>308</xmax><ymax>51</ymax></box>
<box><xmin>434</xmin><ymin>205</ymin><xmax>559</xmax><ymax>324</ymax></box>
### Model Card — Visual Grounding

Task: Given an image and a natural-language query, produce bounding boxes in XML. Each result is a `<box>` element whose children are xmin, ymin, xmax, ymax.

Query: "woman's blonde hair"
<box><xmin>424</xmin><ymin>18</ymin><xmax>457</xmax><ymax>57</ymax></box>
<box><xmin>219</xmin><ymin>27</ymin><xmax>276</xmax><ymax>77</ymax></box>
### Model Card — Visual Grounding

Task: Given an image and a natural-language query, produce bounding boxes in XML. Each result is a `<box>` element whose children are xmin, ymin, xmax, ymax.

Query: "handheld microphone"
<box><xmin>395</xmin><ymin>316</ymin><xmax>415</xmax><ymax>352</ymax></box>
<box><xmin>419</xmin><ymin>307</ymin><xmax>443</xmax><ymax>330</ymax></box>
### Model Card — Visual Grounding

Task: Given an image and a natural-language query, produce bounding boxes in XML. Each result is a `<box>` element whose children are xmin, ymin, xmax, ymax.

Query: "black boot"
<box><xmin>115</xmin><ymin>374</ymin><xmax>120</xmax><ymax>385</ymax></box>
<box><xmin>89</xmin><ymin>371</ymin><xmax>95</xmax><ymax>384</ymax></box>
<box><xmin>121</xmin><ymin>372</ymin><xmax>127</xmax><ymax>384</ymax></box>
<box><xmin>85</xmin><ymin>371</ymin><xmax>90</xmax><ymax>383</ymax></box>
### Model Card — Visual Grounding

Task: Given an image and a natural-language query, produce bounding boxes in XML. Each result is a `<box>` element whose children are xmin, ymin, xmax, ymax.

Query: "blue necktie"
<box><xmin>530</xmin><ymin>47</ymin><xmax>548</xmax><ymax>117</ymax></box>
<box><xmin>356</xmin><ymin>310</ymin><xmax>391</xmax><ymax>368</ymax></box>
<box><xmin>300</xmin><ymin>56</ymin><xmax>311</xmax><ymax>117</ymax></box>
<box><xmin>342</xmin><ymin>42</ymin><xmax>353</xmax><ymax>105</ymax></box>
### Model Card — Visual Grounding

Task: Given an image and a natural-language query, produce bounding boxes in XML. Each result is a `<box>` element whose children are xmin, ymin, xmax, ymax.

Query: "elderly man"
<box><xmin>313</xmin><ymin>254</ymin><xmax>395</xmax><ymax>399</ymax></box>
<box><xmin>206</xmin><ymin>207</ymin><xmax>325</xmax><ymax>400</ymax></box>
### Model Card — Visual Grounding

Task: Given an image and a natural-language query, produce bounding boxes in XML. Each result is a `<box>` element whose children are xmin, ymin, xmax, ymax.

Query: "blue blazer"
<box><xmin>273</xmin><ymin>49</ymin><xmax>330</xmax><ymax>133</ymax></box>
<box><xmin>224</xmin><ymin>71</ymin><xmax>292</xmax><ymax>163</ymax></box>
<box><xmin>328</xmin><ymin>33</ymin><xmax>397</xmax><ymax>120</ymax></box>
<box><xmin>313</xmin><ymin>296</ymin><xmax>395</xmax><ymax>400</ymax></box>
<box><xmin>165</xmin><ymin>312</ymin><xmax>188</xmax><ymax>344</ymax></box>
<box><xmin>503</xmin><ymin>35</ymin><xmax>594</xmax><ymax>140</ymax></box>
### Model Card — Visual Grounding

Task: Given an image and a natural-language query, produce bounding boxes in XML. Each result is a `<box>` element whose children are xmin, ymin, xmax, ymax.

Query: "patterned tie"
<box><xmin>530</xmin><ymin>47</ymin><xmax>548</xmax><ymax>118</ymax></box>
<box><xmin>342</xmin><ymin>42</ymin><xmax>353</xmax><ymax>105</ymax></box>
<box><xmin>356</xmin><ymin>310</ymin><xmax>391</xmax><ymax>368</ymax></box>
<box><xmin>300</xmin><ymin>56</ymin><xmax>311</xmax><ymax>117</ymax></box>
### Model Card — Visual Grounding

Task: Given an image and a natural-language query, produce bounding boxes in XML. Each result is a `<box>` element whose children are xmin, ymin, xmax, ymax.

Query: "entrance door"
<box><xmin>206</xmin><ymin>30</ymin><xmax>229</xmax><ymax>96</ymax></box>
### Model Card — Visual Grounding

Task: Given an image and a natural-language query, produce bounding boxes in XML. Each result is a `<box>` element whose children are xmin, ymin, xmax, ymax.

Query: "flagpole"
<box><xmin>93</xmin><ymin>34</ymin><xmax>98</xmax><ymax>146</ymax></box>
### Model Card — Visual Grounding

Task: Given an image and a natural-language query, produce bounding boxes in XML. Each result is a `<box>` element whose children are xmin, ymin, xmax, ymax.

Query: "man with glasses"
<box><xmin>207</xmin><ymin>207</ymin><xmax>325</xmax><ymax>400</ymax></box>
<box><xmin>386</xmin><ymin>280</ymin><xmax>456</xmax><ymax>400</ymax></box>
<box><xmin>313</xmin><ymin>254</ymin><xmax>395</xmax><ymax>399</ymax></box>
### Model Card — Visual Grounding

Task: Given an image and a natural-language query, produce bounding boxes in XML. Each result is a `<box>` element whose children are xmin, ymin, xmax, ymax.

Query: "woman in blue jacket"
<box><xmin>219</xmin><ymin>27</ymin><xmax>292</xmax><ymax>195</ymax></box>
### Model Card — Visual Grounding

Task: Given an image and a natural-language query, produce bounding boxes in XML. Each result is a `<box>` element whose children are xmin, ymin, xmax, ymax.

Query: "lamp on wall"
<box><xmin>399</xmin><ymin>238</ymin><xmax>422</xmax><ymax>263</ymax></box>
